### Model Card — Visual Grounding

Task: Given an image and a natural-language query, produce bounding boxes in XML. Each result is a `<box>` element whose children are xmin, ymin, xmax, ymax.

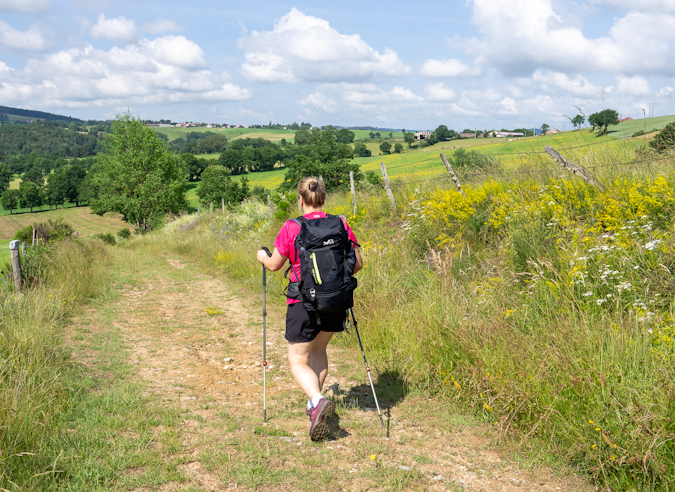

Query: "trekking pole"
<box><xmin>349</xmin><ymin>308</ymin><xmax>385</xmax><ymax>428</ymax></box>
<box><xmin>261</xmin><ymin>246</ymin><xmax>272</xmax><ymax>422</ymax></box>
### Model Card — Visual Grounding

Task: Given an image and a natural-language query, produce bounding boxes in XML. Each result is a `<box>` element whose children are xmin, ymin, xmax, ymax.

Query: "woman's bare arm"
<box><xmin>256</xmin><ymin>247</ymin><xmax>288</xmax><ymax>271</ymax></box>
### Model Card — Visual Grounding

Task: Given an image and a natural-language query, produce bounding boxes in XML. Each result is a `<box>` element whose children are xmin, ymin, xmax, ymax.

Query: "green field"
<box><xmin>0</xmin><ymin>207</ymin><xmax>127</xmax><ymax>240</ymax></box>
<box><xmin>152</xmin><ymin>126</ymin><xmax>404</xmax><ymax>143</ymax></box>
<box><xmin>0</xmin><ymin>240</ymin><xmax>10</xmax><ymax>270</ymax></box>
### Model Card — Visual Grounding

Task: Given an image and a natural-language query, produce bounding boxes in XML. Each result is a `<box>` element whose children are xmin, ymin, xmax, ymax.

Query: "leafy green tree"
<box><xmin>571</xmin><ymin>114</ymin><xmax>585</xmax><ymax>129</ymax></box>
<box><xmin>394</xmin><ymin>143</ymin><xmax>403</xmax><ymax>153</ymax></box>
<box><xmin>281</xmin><ymin>128</ymin><xmax>362</xmax><ymax>192</ymax></box>
<box><xmin>649</xmin><ymin>121</ymin><xmax>675</xmax><ymax>153</ymax></box>
<box><xmin>19</xmin><ymin>180</ymin><xmax>44</xmax><ymax>212</ymax></box>
<box><xmin>57</xmin><ymin>165</ymin><xmax>86</xmax><ymax>206</ymax></box>
<box><xmin>1</xmin><ymin>189</ymin><xmax>19</xmax><ymax>213</ymax></box>
<box><xmin>434</xmin><ymin>125</ymin><xmax>451</xmax><ymax>141</ymax></box>
<box><xmin>45</xmin><ymin>170</ymin><xmax>66</xmax><ymax>209</ymax></box>
<box><xmin>180</xmin><ymin>153</ymin><xmax>206</xmax><ymax>181</ymax></box>
<box><xmin>541</xmin><ymin>123</ymin><xmax>550</xmax><ymax>134</ymax></box>
<box><xmin>218</xmin><ymin>148</ymin><xmax>248</xmax><ymax>175</ymax></box>
<box><xmin>23</xmin><ymin>167</ymin><xmax>44</xmax><ymax>186</ymax></box>
<box><xmin>374</xmin><ymin>132</ymin><xmax>381</xmax><ymax>138</ymax></box>
<box><xmin>294</xmin><ymin>125</ymin><xmax>311</xmax><ymax>145</ymax></box>
<box><xmin>404</xmin><ymin>132</ymin><xmax>415</xmax><ymax>148</ymax></box>
<box><xmin>336</xmin><ymin>128</ymin><xmax>356</xmax><ymax>143</ymax></box>
<box><xmin>379</xmin><ymin>141</ymin><xmax>392</xmax><ymax>154</ymax></box>
<box><xmin>368</xmin><ymin>132</ymin><xmax>375</xmax><ymax>139</ymax></box>
<box><xmin>280</xmin><ymin>138</ymin><xmax>287</xmax><ymax>147</ymax></box>
<box><xmin>448</xmin><ymin>148</ymin><xmax>491</xmax><ymax>169</ymax></box>
<box><xmin>353</xmin><ymin>142</ymin><xmax>371</xmax><ymax>157</ymax></box>
<box><xmin>428</xmin><ymin>132</ymin><xmax>439</xmax><ymax>145</ymax></box>
<box><xmin>588</xmin><ymin>109</ymin><xmax>619</xmax><ymax>135</ymax></box>
<box><xmin>0</xmin><ymin>162</ymin><xmax>12</xmax><ymax>192</ymax></box>
<box><xmin>196</xmin><ymin>165</ymin><xmax>249</xmax><ymax>206</ymax></box>
<box><xmin>89</xmin><ymin>112</ymin><xmax>187</xmax><ymax>228</ymax></box>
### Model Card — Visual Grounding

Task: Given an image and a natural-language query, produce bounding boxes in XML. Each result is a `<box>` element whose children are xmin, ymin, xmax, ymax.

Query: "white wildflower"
<box><xmin>582</xmin><ymin>291</ymin><xmax>593</xmax><ymax>297</ymax></box>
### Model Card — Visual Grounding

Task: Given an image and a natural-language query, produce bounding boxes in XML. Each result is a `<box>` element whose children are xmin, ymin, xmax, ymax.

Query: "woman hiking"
<box><xmin>256</xmin><ymin>176</ymin><xmax>362</xmax><ymax>441</ymax></box>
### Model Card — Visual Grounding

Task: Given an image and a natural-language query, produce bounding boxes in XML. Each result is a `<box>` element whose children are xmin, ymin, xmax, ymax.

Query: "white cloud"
<box><xmin>90</xmin><ymin>14</ymin><xmax>139</xmax><ymax>44</ymax></box>
<box><xmin>0</xmin><ymin>0</ymin><xmax>49</xmax><ymax>14</ymax></box>
<box><xmin>615</xmin><ymin>74</ymin><xmax>652</xmax><ymax>96</ymax></box>
<box><xmin>462</xmin><ymin>0</ymin><xmax>675</xmax><ymax>75</ymax></box>
<box><xmin>419</xmin><ymin>59</ymin><xmax>481</xmax><ymax>78</ymax></box>
<box><xmin>532</xmin><ymin>70</ymin><xmax>600</xmax><ymax>97</ymax></box>
<box><xmin>300</xmin><ymin>92</ymin><xmax>337</xmax><ymax>112</ymax></box>
<box><xmin>657</xmin><ymin>86</ymin><xmax>674</xmax><ymax>97</ymax></box>
<box><xmin>425</xmin><ymin>82</ymin><xmax>456</xmax><ymax>101</ymax></box>
<box><xmin>0</xmin><ymin>20</ymin><xmax>49</xmax><ymax>51</ymax></box>
<box><xmin>0</xmin><ymin>36</ymin><xmax>250</xmax><ymax>109</ymax></box>
<box><xmin>498</xmin><ymin>97</ymin><xmax>518</xmax><ymax>115</ymax></box>
<box><xmin>141</xmin><ymin>19</ymin><xmax>183</xmax><ymax>34</ymax></box>
<box><xmin>238</xmin><ymin>8</ymin><xmax>410</xmax><ymax>82</ymax></box>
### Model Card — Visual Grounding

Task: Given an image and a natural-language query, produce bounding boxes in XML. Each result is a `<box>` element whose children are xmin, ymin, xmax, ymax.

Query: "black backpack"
<box><xmin>286</xmin><ymin>214</ymin><xmax>358</xmax><ymax>314</ymax></box>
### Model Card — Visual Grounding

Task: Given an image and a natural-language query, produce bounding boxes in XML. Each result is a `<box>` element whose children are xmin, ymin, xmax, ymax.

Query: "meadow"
<box><xmin>0</xmin><ymin>206</ymin><xmax>127</xmax><ymax>240</ymax></box>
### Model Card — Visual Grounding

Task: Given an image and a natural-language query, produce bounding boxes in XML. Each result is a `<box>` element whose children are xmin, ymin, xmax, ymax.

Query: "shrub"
<box><xmin>13</xmin><ymin>219</ymin><xmax>75</xmax><ymax>244</ymax></box>
<box><xmin>364</xmin><ymin>171</ymin><xmax>383</xmax><ymax>186</ymax></box>
<box><xmin>632</xmin><ymin>129</ymin><xmax>645</xmax><ymax>138</ymax></box>
<box><xmin>93</xmin><ymin>233</ymin><xmax>116</xmax><ymax>245</ymax></box>
<box><xmin>649</xmin><ymin>121</ymin><xmax>675</xmax><ymax>153</ymax></box>
<box><xmin>117</xmin><ymin>227</ymin><xmax>131</xmax><ymax>239</ymax></box>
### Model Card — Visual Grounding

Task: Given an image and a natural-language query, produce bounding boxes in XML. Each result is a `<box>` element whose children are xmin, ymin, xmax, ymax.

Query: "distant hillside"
<box><xmin>0</xmin><ymin>105</ymin><xmax>81</xmax><ymax>123</ymax></box>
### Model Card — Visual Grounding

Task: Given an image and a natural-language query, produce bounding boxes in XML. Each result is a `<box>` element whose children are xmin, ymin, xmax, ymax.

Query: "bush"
<box><xmin>649</xmin><ymin>121</ymin><xmax>675</xmax><ymax>153</ymax></box>
<box><xmin>116</xmin><ymin>228</ymin><xmax>131</xmax><ymax>239</ymax></box>
<box><xmin>92</xmin><ymin>233</ymin><xmax>116</xmax><ymax>245</ymax></box>
<box><xmin>365</xmin><ymin>171</ymin><xmax>383</xmax><ymax>186</ymax></box>
<box><xmin>13</xmin><ymin>219</ymin><xmax>75</xmax><ymax>244</ymax></box>
<box><xmin>632</xmin><ymin>129</ymin><xmax>645</xmax><ymax>138</ymax></box>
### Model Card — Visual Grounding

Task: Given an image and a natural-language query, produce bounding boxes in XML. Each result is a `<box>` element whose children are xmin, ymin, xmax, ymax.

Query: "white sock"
<box><xmin>311</xmin><ymin>393</ymin><xmax>323</xmax><ymax>407</ymax></box>
<box><xmin>306</xmin><ymin>399</ymin><xmax>313</xmax><ymax>411</ymax></box>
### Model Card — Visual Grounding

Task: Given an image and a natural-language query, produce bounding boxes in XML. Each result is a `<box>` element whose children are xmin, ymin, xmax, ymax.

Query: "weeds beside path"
<box><xmin>64</xmin><ymin>244</ymin><xmax>591</xmax><ymax>491</ymax></box>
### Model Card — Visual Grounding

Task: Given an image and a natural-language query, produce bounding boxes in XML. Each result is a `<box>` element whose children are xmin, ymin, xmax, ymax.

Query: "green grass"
<box><xmin>0</xmin><ymin>239</ymin><xmax>10</xmax><ymax>269</ymax></box>
<box><xmin>152</xmin><ymin>126</ymin><xmax>404</xmax><ymax>143</ymax></box>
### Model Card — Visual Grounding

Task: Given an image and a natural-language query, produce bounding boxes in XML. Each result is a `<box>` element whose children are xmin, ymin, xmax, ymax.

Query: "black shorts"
<box><xmin>285</xmin><ymin>302</ymin><xmax>346</xmax><ymax>343</ymax></box>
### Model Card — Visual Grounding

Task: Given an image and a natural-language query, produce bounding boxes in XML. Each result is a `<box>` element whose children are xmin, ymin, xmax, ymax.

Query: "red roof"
<box><xmin>619</xmin><ymin>117</ymin><xmax>634</xmax><ymax>122</ymax></box>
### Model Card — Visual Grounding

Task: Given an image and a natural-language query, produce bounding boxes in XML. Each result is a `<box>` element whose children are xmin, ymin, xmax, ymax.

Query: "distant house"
<box><xmin>414</xmin><ymin>131</ymin><xmax>432</xmax><ymax>140</ymax></box>
<box><xmin>619</xmin><ymin>117</ymin><xmax>634</xmax><ymax>122</ymax></box>
<box><xmin>236</xmin><ymin>124</ymin><xmax>245</xmax><ymax>128</ymax></box>
<box><xmin>158</xmin><ymin>124</ymin><xmax>172</xmax><ymax>128</ymax></box>
<box><xmin>494</xmin><ymin>131</ymin><xmax>525</xmax><ymax>138</ymax></box>
<box><xmin>206</xmin><ymin>124</ymin><xmax>214</xmax><ymax>128</ymax></box>
<box><xmin>544</xmin><ymin>129</ymin><xmax>560</xmax><ymax>135</ymax></box>
<box><xmin>459</xmin><ymin>132</ymin><xmax>477</xmax><ymax>138</ymax></box>
<box><xmin>147</xmin><ymin>123</ymin><xmax>159</xmax><ymax>127</ymax></box>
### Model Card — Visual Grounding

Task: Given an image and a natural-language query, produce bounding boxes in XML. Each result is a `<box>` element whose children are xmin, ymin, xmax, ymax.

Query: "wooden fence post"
<box><xmin>439</xmin><ymin>152</ymin><xmax>467</xmax><ymax>198</ymax></box>
<box><xmin>544</xmin><ymin>146</ymin><xmax>607</xmax><ymax>191</ymax></box>
<box><xmin>198</xmin><ymin>207</ymin><xmax>201</xmax><ymax>216</ymax></box>
<box><xmin>379</xmin><ymin>162</ymin><xmax>396</xmax><ymax>212</ymax></box>
<box><xmin>32</xmin><ymin>228</ymin><xmax>37</xmax><ymax>247</ymax></box>
<box><xmin>349</xmin><ymin>170</ymin><xmax>356</xmax><ymax>216</ymax></box>
<box><xmin>267</xmin><ymin>194</ymin><xmax>272</xmax><ymax>217</ymax></box>
<box><xmin>22</xmin><ymin>242</ymin><xmax>26</xmax><ymax>255</ymax></box>
<box><xmin>9</xmin><ymin>240</ymin><xmax>22</xmax><ymax>292</ymax></box>
<box><xmin>210</xmin><ymin>201</ymin><xmax>213</xmax><ymax>216</ymax></box>
<box><xmin>222</xmin><ymin>198</ymin><xmax>225</xmax><ymax>213</ymax></box>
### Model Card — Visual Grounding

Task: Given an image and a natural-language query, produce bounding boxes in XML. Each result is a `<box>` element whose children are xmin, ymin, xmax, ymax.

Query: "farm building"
<box><xmin>619</xmin><ymin>117</ymin><xmax>634</xmax><ymax>122</ymax></box>
<box><xmin>494</xmin><ymin>131</ymin><xmax>524</xmax><ymax>138</ymax></box>
<box><xmin>414</xmin><ymin>131</ymin><xmax>432</xmax><ymax>140</ymax></box>
<box><xmin>459</xmin><ymin>132</ymin><xmax>478</xmax><ymax>138</ymax></box>
<box><xmin>544</xmin><ymin>129</ymin><xmax>560</xmax><ymax>135</ymax></box>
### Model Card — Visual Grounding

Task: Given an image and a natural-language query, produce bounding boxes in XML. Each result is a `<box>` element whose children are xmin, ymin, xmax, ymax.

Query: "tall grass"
<box><xmin>0</xmin><ymin>239</ymin><xmax>109</xmax><ymax>488</ymax></box>
<box><xmin>134</xmin><ymin>145</ymin><xmax>675</xmax><ymax>490</ymax></box>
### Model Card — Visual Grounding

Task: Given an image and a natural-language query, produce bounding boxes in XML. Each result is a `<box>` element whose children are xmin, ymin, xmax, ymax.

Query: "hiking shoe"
<box><xmin>309</xmin><ymin>398</ymin><xmax>335</xmax><ymax>441</ymax></box>
<box><xmin>305</xmin><ymin>406</ymin><xmax>313</xmax><ymax>419</ymax></box>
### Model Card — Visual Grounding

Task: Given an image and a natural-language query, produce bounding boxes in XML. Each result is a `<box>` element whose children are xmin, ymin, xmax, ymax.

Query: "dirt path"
<box><xmin>69</xmin><ymin>249</ymin><xmax>591</xmax><ymax>492</ymax></box>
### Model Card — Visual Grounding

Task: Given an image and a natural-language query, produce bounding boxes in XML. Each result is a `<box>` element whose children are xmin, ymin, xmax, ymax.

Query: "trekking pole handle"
<box><xmin>262</xmin><ymin>246</ymin><xmax>272</xmax><ymax>258</ymax></box>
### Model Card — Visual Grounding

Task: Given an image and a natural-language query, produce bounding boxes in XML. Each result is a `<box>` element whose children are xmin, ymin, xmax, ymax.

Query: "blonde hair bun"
<box><xmin>298</xmin><ymin>176</ymin><xmax>326</xmax><ymax>208</ymax></box>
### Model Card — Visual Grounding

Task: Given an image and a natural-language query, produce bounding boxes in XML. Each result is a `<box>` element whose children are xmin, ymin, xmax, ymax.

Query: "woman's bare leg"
<box><xmin>287</xmin><ymin>331</ymin><xmax>334</xmax><ymax>398</ymax></box>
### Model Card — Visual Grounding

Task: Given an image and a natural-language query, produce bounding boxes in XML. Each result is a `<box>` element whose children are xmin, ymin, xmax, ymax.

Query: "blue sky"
<box><xmin>1</xmin><ymin>0</ymin><xmax>674</xmax><ymax>130</ymax></box>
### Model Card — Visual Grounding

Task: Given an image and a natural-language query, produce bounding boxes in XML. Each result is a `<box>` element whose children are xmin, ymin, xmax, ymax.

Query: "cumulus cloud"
<box><xmin>238</xmin><ymin>8</ymin><xmax>410</xmax><ymax>82</ymax></box>
<box><xmin>90</xmin><ymin>14</ymin><xmax>139</xmax><ymax>44</ymax></box>
<box><xmin>532</xmin><ymin>70</ymin><xmax>600</xmax><ymax>97</ymax></box>
<box><xmin>425</xmin><ymin>82</ymin><xmax>456</xmax><ymax>101</ymax></box>
<box><xmin>0</xmin><ymin>0</ymin><xmax>49</xmax><ymax>14</ymax></box>
<box><xmin>0</xmin><ymin>20</ymin><xmax>49</xmax><ymax>51</ymax></box>
<box><xmin>300</xmin><ymin>92</ymin><xmax>337</xmax><ymax>112</ymax></box>
<box><xmin>461</xmin><ymin>0</ymin><xmax>675</xmax><ymax>75</ymax></box>
<box><xmin>657</xmin><ymin>86</ymin><xmax>674</xmax><ymax>97</ymax></box>
<box><xmin>615</xmin><ymin>74</ymin><xmax>652</xmax><ymax>96</ymax></box>
<box><xmin>419</xmin><ymin>59</ymin><xmax>481</xmax><ymax>78</ymax></box>
<box><xmin>141</xmin><ymin>19</ymin><xmax>183</xmax><ymax>34</ymax></box>
<box><xmin>0</xmin><ymin>36</ymin><xmax>250</xmax><ymax>108</ymax></box>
